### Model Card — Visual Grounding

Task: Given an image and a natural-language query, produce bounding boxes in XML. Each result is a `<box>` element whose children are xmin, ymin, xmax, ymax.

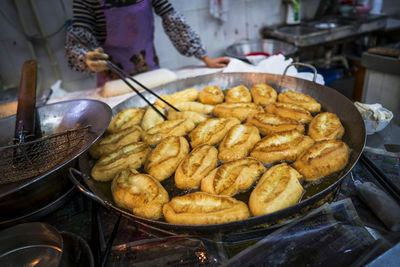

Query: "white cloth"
<box><xmin>223</xmin><ymin>55</ymin><xmax>325</xmax><ymax>85</ymax></box>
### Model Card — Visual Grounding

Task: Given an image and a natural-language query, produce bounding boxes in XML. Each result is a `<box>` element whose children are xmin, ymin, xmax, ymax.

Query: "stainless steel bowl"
<box><xmin>224</xmin><ymin>39</ymin><xmax>297</xmax><ymax>61</ymax></box>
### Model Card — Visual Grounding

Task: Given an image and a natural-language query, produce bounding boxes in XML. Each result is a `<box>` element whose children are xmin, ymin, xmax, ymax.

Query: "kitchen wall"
<box><xmin>0</xmin><ymin>0</ymin><xmax>286</xmax><ymax>95</ymax></box>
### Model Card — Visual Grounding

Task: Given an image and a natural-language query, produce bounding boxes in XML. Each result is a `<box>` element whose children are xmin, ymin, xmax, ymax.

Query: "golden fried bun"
<box><xmin>198</xmin><ymin>86</ymin><xmax>224</xmax><ymax>104</ymax></box>
<box><xmin>154</xmin><ymin>88</ymin><xmax>198</xmax><ymax>108</ymax></box>
<box><xmin>91</xmin><ymin>142</ymin><xmax>151</xmax><ymax>181</ymax></box>
<box><xmin>201</xmin><ymin>158</ymin><xmax>266</xmax><ymax>196</ymax></box>
<box><xmin>293</xmin><ymin>140</ymin><xmax>350</xmax><ymax>181</ymax></box>
<box><xmin>250</xmin><ymin>83</ymin><xmax>277</xmax><ymax>106</ymax></box>
<box><xmin>246</xmin><ymin>112</ymin><xmax>305</xmax><ymax>136</ymax></box>
<box><xmin>213</xmin><ymin>103</ymin><xmax>264</xmax><ymax>122</ymax></box>
<box><xmin>142</xmin><ymin>119</ymin><xmax>195</xmax><ymax>146</ymax></box>
<box><xmin>174</xmin><ymin>101</ymin><xmax>214</xmax><ymax>114</ymax></box>
<box><xmin>249</xmin><ymin>163</ymin><xmax>303</xmax><ymax>216</ymax></box>
<box><xmin>188</xmin><ymin>117</ymin><xmax>241</xmax><ymax>148</ymax></box>
<box><xmin>145</xmin><ymin>136</ymin><xmax>189</xmax><ymax>181</ymax></box>
<box><xmin>218</xmin><ymin>125</ymin><xmax>261</xmax><ymax>162</ymax></box>
<box><xmin>225</xmin><ymin>84</ymin><xmax>252</xmax><ymax>103</ymax></box>
<box><xmin>264</xmin><ymin>102</ymin><xmax>312</xmax><ymax>124</ymax></box>
<box><xmin>111</xmin><ymin>169</ymin><xmax>169</xmax><ymax>219</ymax></box>
<box><xmin>175</xmin><ymin>145</ymin><xmax>218</xmax><ymax>189</ymax></box>
<box><xmin>167</xmin><ymin>110</ymin><xmax>208</xmax><ymax>125</ymax></box>
<box><xmin>163</xmin><ymin>192</ymin><xmax>250</xmax><ymax>225</ymax></box>
<box><xmin>141</xmin><ymin>105</ymin><xmax>165</xmax><ymax>131</ymax></box>
<box><xmin>89</xmin><ymin>125</ymin><xmax>142</xmax><ymax>159</ymax></box>
<box><xmin>308</xmin><ymin>112</ymin><xmax>345</xmax><ymax>141</ymax></box>
<box><xmin>250</xmin><ymin>130</ymin><xmax>315</xmax><ymax>164</ymax></box>
<box><xmin>277</xmin><ymin>90</ymin><xmax>321</xmax><ymax>113</ymax></box>
<box><xmin>107</xmin><ymin>108</ymin><xmax>145</xmax><ymax>133</ymax></box>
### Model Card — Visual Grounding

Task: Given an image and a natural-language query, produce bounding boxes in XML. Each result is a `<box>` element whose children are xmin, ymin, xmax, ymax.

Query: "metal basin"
<box><xmin>225</xmin><ymin>39</ymin><xmax>297</xmax><ymax>61</ymax></box>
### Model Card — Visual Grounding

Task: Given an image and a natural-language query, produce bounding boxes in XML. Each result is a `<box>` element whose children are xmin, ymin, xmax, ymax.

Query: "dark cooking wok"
<box><xmin>0</xmin><ymin>99</ymin><xmax>112</xmax><ymax>227</ymax></box>
<box><xmin>69</xmin><ymin>71</ymin><xmax>366</xmax><ymax>234</ymax></box>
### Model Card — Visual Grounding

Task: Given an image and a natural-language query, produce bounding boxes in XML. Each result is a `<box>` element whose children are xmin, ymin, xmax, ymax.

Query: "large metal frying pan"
<box><xmin>0</xmin><ymin>99</ymin><xmax>111</xmax><ymax>227</ymax></box>
<box><xmin>71</xmin><ymin>72</ymin><xmax>366</xmax><ymax>234</ymax></box>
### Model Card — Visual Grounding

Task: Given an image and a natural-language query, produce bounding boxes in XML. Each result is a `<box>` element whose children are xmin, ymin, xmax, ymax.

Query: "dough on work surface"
<box><xmin>89</xmin><ymin>125</ymin><xmax>142</xmax><ymax>159</ymax></box>
<box><xmin>198</xmin><ymin>86</ymin><xmax>224</xmax><ymax>104</ymax></box>
<box><xmin>107</xmin><ymin>108</ymin><xmax>144</xmax><ymax>133</ymax></box>
<box><xmin>102</xmin><ymin>68</ymin><xmax>177</xmax><ymax>98</ymax></box>
<box><xmin>111</xmin><ymin>169</ymin><xmax>169</xmax><ymax>219</ymax></box>
<box><xmin>91</xmin><ymin>142</ymin><xmax>151</xmax><ymax>181</ymax></box>
<box><xmin>201</xmin><ymin>157</ymin><xmax>266</xmax><ymax>196</ymax></box>
<box><xmin>277</xmin><ymin>90</ymin><xmax>321</xmax><ymax>113</ymax></box>
<box><xmin>141</xmin><ymin>119</ymin><xmax>195</xmax><ymax>146</ymax></box>
<box><xmin>250</xmin><ymin>83</ymin><xmax>277</xmax><ymax>106</ymax></box>
<box><xmin>175</xmin><ymin>144</ymin><xmax>218</xmax><ymax>189</ymax></box>
<box><xmin>188</xmin><ymin>117</ymin><xmax>241</xmax><ymax>148</ymax></box>
<box><xmin>154</xmin><ymin>88</ymin><xmax>198</xmax><ymax>108</ymax></box>
<box><xmin>307</xmin><ymin>112</ymin><xmax>345</xmax><ymax>141</ymax></box>
<box><xmin>246</xmin><ymin>112</ymin><xmax>305</xmax><ymax>136</ymax></box>
<box><xmin>145</xmin><ymin>136</ymin><xmax>189</xmax><ymax>181</ymax></box>
<box><xmin>249</xmin><ymin>163</ymin><xmax>303</xmax><ymax>216</ymax></box>
<box><xmin>141</xmin><ymin>105</ymin><xmax>165</xmax><ymax>131</ymax></box>
<box><xmin>250</xmin><ymin>130</ymin><xmax>315</xmax><ymax>164</ymax></box>
<box><xmin>213</xmin><ymin>102</ymin><xmax>264</xmax><ymax>122</ymax></box>
<box><xmin>264</xmin><ymin>102</ymin><xmax>312</xmax><ymax>124</ymax></box>
<box><xmin>163</xmin><ymin>192</ymin><xmax>250</xmax><ymax>225</ymax></box>
<box><xmin>293</xmin><ymin>139</ymin><xmax>350</xmax><ymax>181</ymax></box>
<box><xmin>218</xmin><ymin>124</ymin><xmax>261</xmax><ymax>162</ymax></box>
<box><xmin>225</xmin><ymin>84</ymin><xmax>252</xmax><ymax>103</ymax></box>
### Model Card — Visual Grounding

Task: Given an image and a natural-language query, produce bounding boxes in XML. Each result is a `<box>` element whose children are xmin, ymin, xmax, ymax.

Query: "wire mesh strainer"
<box><xmin>0</xmin><ymin>126</ymin><xmax>91</xmax><ymax>184</ymax></box>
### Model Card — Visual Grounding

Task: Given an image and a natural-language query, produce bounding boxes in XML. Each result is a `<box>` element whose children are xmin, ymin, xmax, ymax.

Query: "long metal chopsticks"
<box><xmin>69</xmin><ymin>32</ymin><xmax>179</xmax><ymax>120</ymax></box>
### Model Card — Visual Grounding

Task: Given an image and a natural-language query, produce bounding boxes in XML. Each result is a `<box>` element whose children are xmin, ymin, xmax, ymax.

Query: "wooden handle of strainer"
<box><xmin>14</xmin><ymin>60</ymin><xmax>37</xmax><ymax>144</ymax></box>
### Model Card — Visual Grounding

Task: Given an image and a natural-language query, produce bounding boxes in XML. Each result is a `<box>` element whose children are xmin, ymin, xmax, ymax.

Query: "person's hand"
<box><xmin>202</xmin><ymin>56</ymin><xmax>230</xmax><ymax>68</ymax></box>
<box><xmin>85</xmin><ymin>47</ymin><xmax>109</xmax><ymax>72</ymax></box>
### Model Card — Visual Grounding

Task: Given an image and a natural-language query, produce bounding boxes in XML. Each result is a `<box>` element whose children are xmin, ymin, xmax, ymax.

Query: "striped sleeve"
<box><xmin>72</xmin><ymin>0</ymin><xmax>106</xmax><ymax>43</ymax></box>
<box><xmin>161</xmin><ymin>10</ymin><xmax>207</xmax><ymax>59</ymax></box>
<box><xmin>152</xmin><ymin>0</ymin><xmax>173</xmax><ymax>16</ymax></box>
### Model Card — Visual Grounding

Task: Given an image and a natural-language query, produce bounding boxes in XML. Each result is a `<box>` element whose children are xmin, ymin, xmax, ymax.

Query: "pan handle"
<box><xmin>68</xmin><ymin>167</ymin><xmax>109</xmax><ymax>206</ymax></box>
<box><xmin>278</xmin><ymin>62</ymin><xmax>318</xmax><ymax>91</ymax></box>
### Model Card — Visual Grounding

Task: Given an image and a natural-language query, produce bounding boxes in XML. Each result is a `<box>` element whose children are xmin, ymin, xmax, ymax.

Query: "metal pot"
<box><xmin>69</xmin><ymin>70</ymin><xmax>365</xmax><ymax>234</ymax></box>
<box><xmin>0</xmin><ymin>99</ymin><xmax>112</xmax><ymax>228</ymax></box>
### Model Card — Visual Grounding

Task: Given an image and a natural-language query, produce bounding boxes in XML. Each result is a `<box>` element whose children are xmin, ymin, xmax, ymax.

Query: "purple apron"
<box><xmin>97</xmin><ymin>0</ymin><xmax>159</xmax><ymax>87</ymax></box>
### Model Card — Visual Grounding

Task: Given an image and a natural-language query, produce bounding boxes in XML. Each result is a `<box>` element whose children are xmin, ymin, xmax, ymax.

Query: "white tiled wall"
<box><xmin>1</xmin><ymin>0</ymin><xmax>286</xmax><ymax>94</ymax></box>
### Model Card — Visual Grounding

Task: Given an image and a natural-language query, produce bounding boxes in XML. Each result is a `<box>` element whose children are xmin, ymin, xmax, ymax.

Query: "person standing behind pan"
<box><xmin>65</xmin><ymin>0</ymin><xmax>230</xmax><ymax>87</ymax></box>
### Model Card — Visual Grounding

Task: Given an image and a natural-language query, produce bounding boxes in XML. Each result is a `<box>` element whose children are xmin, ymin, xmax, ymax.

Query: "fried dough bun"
<box><xmin>308</xmin><ymin>112</ymin><xmax>345</xmax><ymax>141</ymax></box>
<box><xmin>249</xmin><ymin>163</ymin><xmax>303</xmax><ymax>216</ymax></box>
<box><xmin>188</xmin><ymin>117</ymin><xmax>241</xmax><ymax>148</ymax></box>
<box><xmin>250</xmin><ymin>130</ymin><xmax>315</xmax><ymax>164</ymax></box>
<box><xmin>213</xmin><ymin>102</ymin><xmax>264</xmax><ymax>122</ymax></box>
<box><xmin>218</xmin><ymin>124</ymin><xmax>261</xmax><ymax>162</ymax></box>
<box><xmin>201</xmin><ymin>158</ymin><xmax>266</xmax><ymax>196</ymax></box>
<box><xmin>293</xmin><ymin>140</ymin><xmax>350</xmax><ymax>181</ymax></box>
<box><xmin>175</xmin><ymin>144</ymin><xmax>218</xmax><ymax>189</ymax></box>
<box><xmin>111</xmin><ymin>169</ymin><xmax>169</xmax><ymax>219</ymax></box>
<box><xmin>107</xmin><ymin>108</ymin><xmax>144</xmax><ymax>133</ymax></box>
<box><xmin>198</xmin><ymin>86</ymin><xmax>224</xmax><ymax>104</ymax></box>
<box><xmin>250</xmin><ymin>83</ymin><xmax>277</xmax><ymax>106</ymax></box>
<box><xmin>246</xmin><ymin>112</ymin><xmax>305</xmax><ymax>136</ymax></box>
<box><xmin>225</xmin><ymin>84</ymin><xmax>252</xmax><ymax>103</ymax></box>
<box><xmin>163</xmin><ymin>192</ymin><xmax>250</xmax><ymax>225</ymax></box>
<box><xmin>174</xmin><ymin>101</ymin><xmax>214</xmax><ymax>114</ymax></box>
<box><xmin>141</xmin><ymin>105</ymin><xmax>165</xmax><ymax>131</ymax></box>
<box><xmin>89</xmin><ymin>125</ymin><xmax>142</xmax><ymax>159</ymax></box>
<box><xmin>154</xmin><ymin>88</ymin><xmax>198</xmax><ymax>107</ymax></box>
<box><xmin>264</xmin><ymin>102</ymin><xmax>312</xmax><ymax>124</ymax></box>
<box><xmin>142</xmin><ymin>119</ymin><xmax>195</xmax><ymax>146</ymax></box>
<box><xmin>277</xmin><ymin>90</ymin><xmax>321</xmax><ymax>113</ymax></box>
<box><xmin>167</xmin><ymin>110</ymin><xmax>209</xmax><ymax>125</ymax></box>
<box><xmin>145</xmin><ymin>136</ymin><xmax>189</xmax><ymax>181</ymax></box>
<box><xmin>91</xmin><ymin>142</ymin><xmax>151</xmax><ymax>181</ymax></box>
